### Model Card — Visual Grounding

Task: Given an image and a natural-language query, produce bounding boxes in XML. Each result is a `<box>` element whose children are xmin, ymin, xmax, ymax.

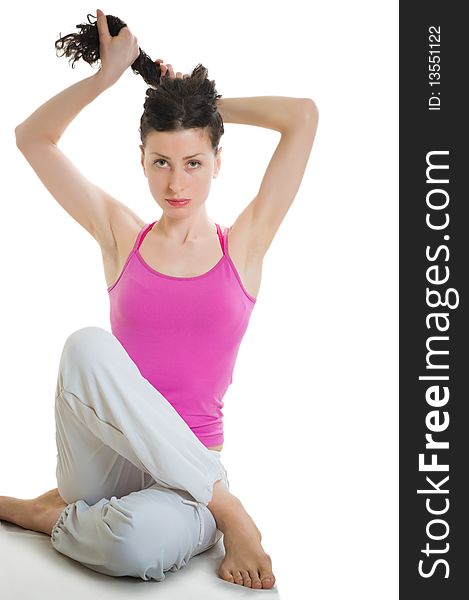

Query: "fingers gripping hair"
<box><xmin>54</xmin><ymin>12</ymin><xmax>161</xmax><ymax>86</ymax></box>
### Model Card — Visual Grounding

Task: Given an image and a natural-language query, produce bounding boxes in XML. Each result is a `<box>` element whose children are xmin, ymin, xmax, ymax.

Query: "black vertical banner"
<box><xmin>400</xmin><ymin>3</ymin><xmax>468</xmax><ymax>597</ymax></box>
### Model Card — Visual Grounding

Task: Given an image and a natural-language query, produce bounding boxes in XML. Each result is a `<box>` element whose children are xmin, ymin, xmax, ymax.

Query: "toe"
<box><xmin>260</xmin><ymin>555</ymin><xmax>275</xmax><ymax>588</ymax></box>
<box><xmin>260</xmin><ymin>568</ymin><xmax>275</xmax><ymax>589</ymax></box>
<box><xmin>251</xmin><ymin>570</ymin><xmax>263</xmax><ymax>589</ymax></box>
<box><xmin>261</xmin><ymin>577</ymin><xmax>275</xmax><ymax>589</ymax></box>
<box><xmin>233</xmin><ymin>571</ymin><xmax>244</xmax><ymax>585</ymax></box>
<box><xmin>218</xmin><ymin>568</ymin><xmax>234</xmax><ymax>583</ymax></box>
<box><xmin>240</xmin><ymin>569</ymin><xmax>252</xmax><ymax>587</ymax></box>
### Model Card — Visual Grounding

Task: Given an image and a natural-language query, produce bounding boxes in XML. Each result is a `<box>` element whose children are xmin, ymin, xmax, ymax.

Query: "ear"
<box><xmin>139</xmin><ymin>144</ymin><xmax>146</xmax><ymax>175</ymax></box>
<box><xmin>214</xmin><ymin>146</ymin><xmax>222</xmax><ymax>178</ymax></box>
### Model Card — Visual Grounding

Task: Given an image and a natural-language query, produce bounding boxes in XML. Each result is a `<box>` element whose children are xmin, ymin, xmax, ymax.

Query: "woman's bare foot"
<box><xmin>0</xmin><ymin>488</ymin><xmax>68</xmax><ymax>536</ymax></box>
<box><xmin>207</xmin><ymin>481</ymin><xmax>276</xmax><ymax>589</ymax></box>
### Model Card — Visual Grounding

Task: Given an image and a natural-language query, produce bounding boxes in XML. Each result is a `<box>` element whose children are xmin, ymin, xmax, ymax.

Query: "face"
<box><xmin>140</xmin><ymin>127</ymin><xmax>222</xmax><ymax>215</ymax></box>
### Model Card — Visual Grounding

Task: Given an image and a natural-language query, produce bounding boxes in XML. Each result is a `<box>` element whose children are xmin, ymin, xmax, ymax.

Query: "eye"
<box><xmin>152</xmin><ymin>159</ymin><xmax>201</xmax><ymax>168</ymax></box>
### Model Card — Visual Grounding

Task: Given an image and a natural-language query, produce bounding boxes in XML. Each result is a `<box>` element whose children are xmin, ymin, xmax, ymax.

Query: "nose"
<box><xmin>168</xmin><ymin>167</ymin><xmax>186</xmax><ymax>195</ymax></box>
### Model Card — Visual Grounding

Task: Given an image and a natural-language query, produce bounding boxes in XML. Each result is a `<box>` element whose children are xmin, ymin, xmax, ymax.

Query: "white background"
<box><xmin>0</xmin><ymin>1</ymin><xmax>398</xmax><ymax>598</ymax></box>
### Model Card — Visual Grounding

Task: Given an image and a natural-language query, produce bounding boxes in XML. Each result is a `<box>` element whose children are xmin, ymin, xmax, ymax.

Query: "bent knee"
<box><xmin>100</xmin><ymin>496</ymin><xmax>194</xmax><ymax>579</ymax></box>
<box><xmin>64</xmin><ymin>326</ymin><xmax>109</xmax><ymax>354</ymax></box>
<box><xmin>60</xmin><ymin>326</ymin><xmax>112</xmax><ymax>370</ymax></box>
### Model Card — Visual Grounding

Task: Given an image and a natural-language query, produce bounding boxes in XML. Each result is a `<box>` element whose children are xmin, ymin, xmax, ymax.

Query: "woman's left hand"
<box><xmin>154</xmin><ymin>58</ymin><xmax>189</xmax><ymax>79</ymax></box>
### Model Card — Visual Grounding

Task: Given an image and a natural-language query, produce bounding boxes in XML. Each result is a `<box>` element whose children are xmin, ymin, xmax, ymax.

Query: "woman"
<box><xmin>2</xmin><ymin>9</ymin><xmax>318</xmax><ymax>589</ymax></box>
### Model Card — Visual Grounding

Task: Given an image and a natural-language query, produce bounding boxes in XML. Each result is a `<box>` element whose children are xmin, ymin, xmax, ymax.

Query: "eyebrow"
<box><xmin>150</xmin><ymin>152</ymin><xmax>205</xmax><ymax>160</ymax></box>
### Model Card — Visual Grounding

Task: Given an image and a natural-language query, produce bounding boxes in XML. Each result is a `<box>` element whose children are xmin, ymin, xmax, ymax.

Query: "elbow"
<box><xmin>284</xmin><ymin>99</ymin><xmax>319</xmax><ymax>135</ymax></box>
<box><xmin>296</xmin><ymin>99</ymin><xmax>319</xmax><ymax>132</ymax></box>
<box><xmin>14</xmin><ymin>123</ymin><xmax>28</xmax><ymax>137</ymax></box>
<box><xmin>15</xmin><ymin>125</ymin><xmax>29</xmax><ymax>147</ymax></box>
<box><xmin>300</xmin><ymin>98</ymin><xmax>319</xmax><ymax>120</ymax></box>
<box><xmin>15</xmin><ymin>125</ymin><xmax>55</xmax><ymax>148</ymax></box>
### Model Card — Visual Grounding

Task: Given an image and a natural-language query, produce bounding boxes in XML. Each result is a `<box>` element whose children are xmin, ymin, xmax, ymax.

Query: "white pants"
<box><xmin>51</xmin><ymin>326</ymin><xmax>230</xmax><ymax>581</ymax></box>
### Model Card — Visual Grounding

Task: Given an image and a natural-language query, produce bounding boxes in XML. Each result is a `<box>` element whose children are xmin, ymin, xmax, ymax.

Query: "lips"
<box><xmin>166</xmin><ymin>198</ymin><xmax>191</xmax><ymax>206</ymax></box>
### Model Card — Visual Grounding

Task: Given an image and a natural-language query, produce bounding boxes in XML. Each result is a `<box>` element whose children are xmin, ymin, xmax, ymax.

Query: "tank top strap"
<box><xmin>133</xmin><ymin>221</ymin><xmax>157</xmax><ymax>253</ymax></box>
<box><xmin>215</xmin><ymin>223</ymin><xmax>226</xmax><ymax>255</ymax></box>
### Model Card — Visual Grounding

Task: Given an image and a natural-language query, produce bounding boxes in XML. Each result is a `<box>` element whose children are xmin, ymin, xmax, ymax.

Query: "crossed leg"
<box><xmin>51</xmin><ymin>326</ymin><xmax>228</xmax><ymax>580</ymax></box>
<box><xmin>1</xmin><ymin>326</ymin><xmax>275</xmax><ymax>588</ymax></box>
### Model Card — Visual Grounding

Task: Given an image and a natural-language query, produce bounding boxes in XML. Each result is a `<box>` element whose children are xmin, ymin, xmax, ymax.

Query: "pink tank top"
<box><xmin>107</xmin><ymin>221</ymin><xmax>257</xmax><ymax>447</ymax></box>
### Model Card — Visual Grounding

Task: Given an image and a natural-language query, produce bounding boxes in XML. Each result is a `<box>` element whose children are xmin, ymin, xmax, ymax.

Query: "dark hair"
<box><xmin>54</xmin><ymin>13</ymin><xmax>224</xmax><ymax>153</ymax></box>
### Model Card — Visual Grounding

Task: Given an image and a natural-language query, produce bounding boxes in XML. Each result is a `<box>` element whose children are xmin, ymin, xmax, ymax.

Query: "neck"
<box><xmin>153</xmin><ymin>212</ymin><xmax>216</xmax><ymax>244</ymax></box>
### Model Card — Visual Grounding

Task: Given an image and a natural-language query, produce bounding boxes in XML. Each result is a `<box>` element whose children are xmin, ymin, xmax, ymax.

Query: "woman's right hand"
<box><xmin>96</xmin><ymin>9</ymin><xmax>140</xmax><ymax>84</ymax></box>
<box><xmin>155</xmin><ymin>59</ymin><xmax>190</xmax><ymax>79</ymax></box>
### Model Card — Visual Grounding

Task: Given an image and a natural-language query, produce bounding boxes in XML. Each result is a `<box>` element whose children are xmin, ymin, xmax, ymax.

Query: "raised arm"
<box><xmin>216</xmin><ymin>96</ymin><xmax>319</xmax><ymax>259</ymax></box>
<box><xmin>14</xmin><ymin>10</ymin><xmax>144</xmax><ymax>250</ymax></box>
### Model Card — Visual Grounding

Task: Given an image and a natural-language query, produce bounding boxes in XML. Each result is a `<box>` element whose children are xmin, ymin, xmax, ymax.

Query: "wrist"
<box><xmin>94</xmin><ymin>68</ymin><xmax>120</xmax><ymax>90</ymax></box>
